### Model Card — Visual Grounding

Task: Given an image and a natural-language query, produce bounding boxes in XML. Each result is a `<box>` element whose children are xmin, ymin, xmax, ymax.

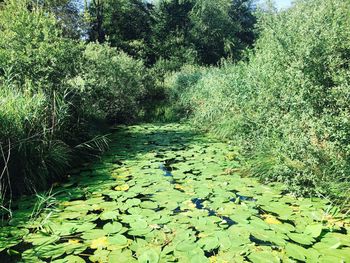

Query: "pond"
<box><xmin>1</xmin><ymin>123</ymin><xmax>349</xmax><ymax>262</ymax></box>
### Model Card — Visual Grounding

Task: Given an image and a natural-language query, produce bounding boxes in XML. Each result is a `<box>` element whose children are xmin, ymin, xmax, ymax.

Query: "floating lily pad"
<box><xmin>285</xmin><ymin>243</ymin><xmax>308</xmax><ymax>261</ymax></box>
<box><xmin>24</xmin><ymin>233</ymin><xmax>60</xmax><ymax>246</ymax></box>
<box><xmin>115</xmin><ymin>184</ymin><xmax>130</xmax><ymax>191</ymax></box>
<box><xmin>2</xmin><ymin>124</ymin><xmax>350</xmax><ymax>263</ymax></box>
<box><xmin>138</xmin><ymin>249</ymin><xmax>160</xmax><ymax>263</ymax></box>
<box><xmin>287</xmin><ymin>232</ymin><xmax>315</xmax><ymax>245</ymax></box>
<box><xmin>89</xmin><ymin>249</ymin><xmax>110</xmax><ymax>262</ymax></box>
<box><xmin>90</xmin><ymin>237</ymin><xmax>108</xmax><ymax>249</ymax></box>
<box><xmin>52</xmin><ymin>255</ymin><xmax>86</xmax><ymax>263</ymax></box>
<box><xmin>103</xmin><ymin>222</ymin><xmax>123</xmax><ymax>234</ymax></box>
<box><xmin>108</xmin><ymin>249</ymin><xmax>136</xmax><ymax>263</ymax></box>
<box><xmin>100</xmin><ymin>211</ymin><xmax>119</xmax><ymax>220</ymax></box>
<box><xmin>81</xmin><ymin>229</ymin><xmax>106</xmax><ymax>240</ymax></box>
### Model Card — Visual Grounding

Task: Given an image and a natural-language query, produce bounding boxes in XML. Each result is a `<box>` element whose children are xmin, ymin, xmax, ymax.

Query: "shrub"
<box><xmin>169</xmin><ymin>0</ymin><xmax>350</xmax><ymax>201</ymax></box>
<box><xmin>69</xmin><ymin>43</ymin><xmax>147</xmax><ymax>122</ymax></box>
<box><xmin>0</xmin><ymin>0</ymin><xmax>82</xmax><ymax>92</ymax></box>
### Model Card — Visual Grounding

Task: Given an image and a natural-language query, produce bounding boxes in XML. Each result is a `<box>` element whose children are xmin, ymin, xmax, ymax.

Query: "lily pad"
<box><xmin>285</xmin><ymin>243</ymin><xmax>307</xmax><ymax>261</ymax></box>
<box><xmin>138</xmin><ymin>249</ymin><xmax>160</xmax><ymax>263</ymax></box>
<box><xmin>103</xmin><ymin>222</ymin><xmax>123</xmax><ymax>234</ymax></box>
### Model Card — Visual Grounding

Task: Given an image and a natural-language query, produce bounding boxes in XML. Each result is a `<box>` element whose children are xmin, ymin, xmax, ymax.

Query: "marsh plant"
<box><xmin>168</xmin><ymin>0</ymin><xmax>350</xmax><ymax>203</ymax></box>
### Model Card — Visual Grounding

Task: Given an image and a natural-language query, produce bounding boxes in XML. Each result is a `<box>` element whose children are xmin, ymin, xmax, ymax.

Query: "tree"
<box><xmin>87</xmin><ymin>0</ymin><xmax>153</xmax><ymax>60</ymax></box>
<box><xmin>189</xmin><ymin>0</ymin><xmax>256</xmax><ymax>64</ymax></box>
<box><xmin>150</xmin><ymin>0</ymin><xmax>196</xmax><ymax>65</ymax></box>
<box><xmin>88</xmin><ymin>0</ymin><xmax>105</xmax><ymax>43</ymax></box>
<box><xmin>151</xmin><ymin>0</ymin><xmax>257</xmax><ymax>65</ymax></box>
<box><xmin>36</xmin><ymin>0</ymin><xmax>83</xmax><ymax>39</ymax></box>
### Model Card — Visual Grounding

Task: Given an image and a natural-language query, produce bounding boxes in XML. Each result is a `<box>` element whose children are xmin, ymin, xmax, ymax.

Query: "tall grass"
<box><xmin>0</xmin><ymin>85</ymin><xmax>71</xmax><ymax>200</ymax></box>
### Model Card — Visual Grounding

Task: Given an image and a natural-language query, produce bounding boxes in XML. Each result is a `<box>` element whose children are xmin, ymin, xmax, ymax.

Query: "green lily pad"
<box><xmin>103</xmin><ymin>222</ymin><xmax>123</xmax><ymax>234</ymax></box>
<box><xmin>108</xmin><ymin>249</ymin><xmax>136</xmax><ymax>263</ymax></box>
<box><xmin>81</xmin><ymin>229</ymin><xmax>106</xmax><ymax>240</ymax></box>
<box><xmin>130</xmin><ymin>219</ymin><xmax>148</xmax><ymax>229</ymax></box>
<box><xmin>3</xmin><ymin>124</ymin><xmax>350</xmax><ymax>263</ymax></box>
<box><xmin>100</xmin><ymin>211</ymin><xmax>119</xmax><ymax>220</ymax></box>
<box><xmin>285</xmin><ymin>243</ymin><xmax>307</xmax><ymax>261</ymax></box>
<box><xmin>287</xmin><ymin>232</ymin><xmax>315</xmax><ymax>245</ymax></box>
<box><xmin>0</xmin><ymin>237</ymin><xmax>22</xmax><ymax>252</ymax></box>
<box><xmin>52</xmin><ymin>255</ymin><xmax>86</xmax><ymax>263</ymax></box>
<box><xmin>140</xmin><ymin>201</ymin><xmax>158</xmax><ymax>209</ymax></box>
<box><xmin>107</xmin><ymin>234</ymin><xmax>128</xmax><ymax>246</ymax></box>
<box><xmin>176</xmin><ymin>241</ymin><xmax>198</xmax><ymax>252</ymax></box>
<box><xmin>29</xmin><ymin>244</ymin><xmax>67</xmax><ymax>259</ymax></box>
<box><xmin>248</xmin><ymin>251</ymin><xmax>280</xmax><ymax>263</ymax></box>
<box><xmin>89</xmin><ymin>249</ymin><xmax>110</xmax><ymax>263</ymax></box>
<box><xmin>24</xmin><ymin>233</ymin><xmax>60</xmax><ymax>246</ymax></box>
<box><xmin>138</xmin><ymin>249</ymin><xmax>160</xmax><ymax>263</ymax></box>
<box><xmin>198</xmin><ymin>236</ymin><xmax>220</xmax><ymax>251</ymax></box>
<box><xmin>305</xmin><ymin>224</ymin><xmax>323</xmax><ymax>238</ymax></box>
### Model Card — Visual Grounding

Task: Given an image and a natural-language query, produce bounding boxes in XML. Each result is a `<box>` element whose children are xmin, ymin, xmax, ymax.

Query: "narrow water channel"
<box><xmin>1</xmin><ymin>124</ymin><xmax>349</xmax><ymax>262</ymax></box>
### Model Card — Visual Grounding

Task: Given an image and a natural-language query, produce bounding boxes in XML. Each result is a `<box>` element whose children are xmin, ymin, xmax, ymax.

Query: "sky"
<box><xmin>257</xmin><ymin>0</ymin><xmax>293</xmax><ymax>9</ymax></box>
<box><xmin>273</xmin><ymin>0</ymin><xmax>293</xmax><ymax>9</ymax></box>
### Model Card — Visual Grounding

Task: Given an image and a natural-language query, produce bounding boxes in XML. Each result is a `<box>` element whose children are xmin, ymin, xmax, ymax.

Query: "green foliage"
<box><xmin>36</xmin><ymin>0</ymin><xmax>84</xmax><ymax>39</ymax></box>
<box><xmin>86</xmin><ymin>0</ymin><xmax>257</xmax><ymax>66</ymax></box>
<box><xmin>69</xmin><ymin>42</ymin><xmax>147</xmax><ymax>121</ymax></box>
<box><xmin>88</xmin><ymin>0</ymin><xmax>153</xmax><ymax>61</ymax></box>
<box><xmin>1</xmin><ymin>124</ymin><xmax>349</xmax><ymax>262</ymax></box>
<box><xmin>0</xmin><ymin>0</ymin><xmax>152</xmax><ymax>202</ymax></box>
<box><xmin>0</xmin><ymin>0</ymin><xmax>82</xmax><ymax>90</ymax></box>
<box><xmin>169</xmin><ymin>0</ymin><xmax>350</xmax><ymax>201</ymax></box>
<box><xmin>0</xmin><ymin>0</ymin><xmax>80</xmax><ymax>200</ymax></box>
<box><xmin>165</xmin><ymin>64</ymin><xmax>206</xmax><ymax>118</ymax></box>
<box><xmin>0</xmin><ymin>84</ymin><xmax>71</xmax><ymax>197</ymax></box>
<box><xmin>149</xmin><ymin>0</ymin><xmax>256</xmax><ymax>65</ymax></box>
<box><xmin>189</xmin><ymin>0</ymin><xmax>256</xmax><ymax>64</ymax></box>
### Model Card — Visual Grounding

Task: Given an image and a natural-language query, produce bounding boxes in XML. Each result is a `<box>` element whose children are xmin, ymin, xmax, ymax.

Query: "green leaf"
<box><xmin>107</xmin><ymin>234</ymin><xmax>128</xmax><ymax>246</ymax></box>
<box><xmin>287</xmin><ymin>233</ymin><xmax>315</xmax><ymax>245</ymax></box>
<box><xmin>24</xmin><ymin>233</ymin><xmax>60</xmax><ymax>246</ymax></box>
<box><xmin>103</xmin><ymin>222</ymin><xmax>123</xmax><ymax>234</ymax></box>
<box><xmin>81</xmin><ymin>229</ymin><xmax>106</xmax><ymax>240</ymax></box>
<box><xmin>130</xmin><ymin>219</ymin><xmax>148</xmax><ymax>229</ymax></box>
<box><xmin>176</xmin><ymin>241</ymin><xmax>198</xmax><ymax>252</ymax></box>
<box><xmin>248</xmin><ymin>251</ymin><xmax>280</xmax><ymax>263</ymax></box>
<box><xmin>31</xmin><ymin>244</ymin><xmax>67</xmax><ymax>259</ymax></box>
<box><xmin>89</xmin><ymin>249</ymin><xmax>110</xmax><ymax>263</ymax></box>
<box><xmin>198</xmin><ymin>236</ymin><xmax>220</xmax><ymax>251</ymax></box>
<box><xmin>52</xmin><ymin>255</ymin><xmax>86</xmax><ymax>263</ymax></box>
<box><xmin>305</xmin><ymin>224</ymin><xmax>323</xmax><ymax>238</ymax></box>
<box><xmin>109</xmin><ymin>250</ymin><xmax>136</xmax><ymax>263</ymax></box>
<box><xmin>100</xmin><ymin>211</ymin><xmax>119</xmax><ymax>220</ymax></box>
<box><xmin>285</xmin><ymin>243</ymin><xmax>307</xmax><ymax>261</ymax></box>
<box><xmin>138</xmin><ymin>249</ymin><xmax>159</xmax><ymax>263</ymax></box>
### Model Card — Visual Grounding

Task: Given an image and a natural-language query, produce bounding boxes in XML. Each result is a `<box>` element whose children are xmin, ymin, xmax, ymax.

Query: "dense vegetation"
<box><xmin>167</xmin><ymin>0</ymin><xmax>350</xmax><ymax>205</ymax></box>
<box><xmin>1</xmin><ymin>0</ymin><xmax>350</xmax><ymax>210</ymax></box>
<box><xmin>0</xmin><ymin>0</ymin><xmax>151</xmax><ymax>201</ymax></box>
<box><xmin>1</xmin><ymin>0</ymin><xmax>350</xmax><ymax>262</ymax></box>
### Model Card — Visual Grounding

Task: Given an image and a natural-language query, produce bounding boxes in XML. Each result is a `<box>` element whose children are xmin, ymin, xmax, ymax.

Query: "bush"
<box><xmin>69</xmin><ymin>43</ymin><xmax>147</xmax><ymax>122</ymax></box>
<box><xmin>0</xmin><ymin>0</ymin><xmax>82</xmax><ymax>92</ymax></box>
<box><xmin>169</xmin><ymin>0</ymin><xmax>350</xmax><ymax>201</ymax></box>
